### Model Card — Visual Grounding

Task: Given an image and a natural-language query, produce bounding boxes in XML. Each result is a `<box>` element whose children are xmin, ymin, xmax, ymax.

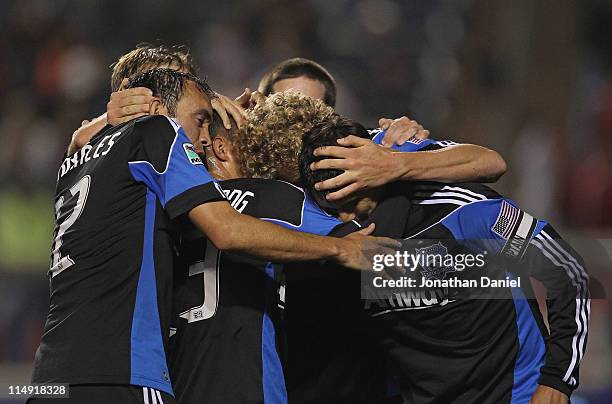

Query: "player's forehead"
<box><xmin>179</xmin><ymin>81</ymin><xmax>212</xmax><ymax>113</ymax></box>
<box><xmin>272</xmin><ymin>76</ymin><xmax>326</xmax><ymax>97</ymax></box>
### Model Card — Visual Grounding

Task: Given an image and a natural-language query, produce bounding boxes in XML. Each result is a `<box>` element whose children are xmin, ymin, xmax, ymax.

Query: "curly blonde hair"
<box><xmin>236</xmin><ymin>91</ymin><xmax>335</xmax><ymax>182</ymax></box>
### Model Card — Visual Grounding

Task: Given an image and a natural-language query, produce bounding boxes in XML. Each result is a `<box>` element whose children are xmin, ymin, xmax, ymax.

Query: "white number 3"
<box><xmin>50</xmin><ymin>175</ymin><xmax>91</xmax><ymax>277</ymax></box>
<box><xmin>179</xmin><ymin>243</ymin><xmax>220</xmax><ymax>322</ymax></box>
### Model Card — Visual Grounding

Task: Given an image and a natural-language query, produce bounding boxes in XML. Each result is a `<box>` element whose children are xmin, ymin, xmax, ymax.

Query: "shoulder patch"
<box><xmin>183</xmin><ymin>143</ymin><xmax>203</xmax><ymax>165</ymax></box>
<box><xmin>491</xmin><ymin>200</ymin><xmax>521</xmax><ymax>239</ymax></box>
<box><xmin>493</xmin><ymin>200</ymin><xmax>538</xmax><ymax>260</ymax></box>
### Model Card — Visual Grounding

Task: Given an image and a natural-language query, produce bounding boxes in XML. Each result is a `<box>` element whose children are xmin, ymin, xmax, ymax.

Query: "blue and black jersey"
<box><xmin>32</xmin><ymin>116</ymin><xmax>225</xmax><ymax>396</ymax></box>
<box><xmin>350</xmin><ymin>182</ymin><xmax>590</xmax><ymax>403</ymax></box>
<box><xmin>169</xmin><ymin>178</ymin><xmax>343</xmax><ymax>404</ymax></box>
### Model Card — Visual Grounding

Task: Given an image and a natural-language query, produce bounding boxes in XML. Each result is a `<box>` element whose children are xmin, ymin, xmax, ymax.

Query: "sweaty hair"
<box><xmin>299</xmin><ymin>116</ymin><xmax>370</xmax><ymax>208</ymax></box>
<box><xmin>235</xmin><ymin>91</ymin><xmax>335</xmax><ymax>182</ymax></box>
<box><xmin>110</xmin><ymin>43</ymin><xmax>196</xmax><ymax>92</ymax></box>
<box><xmin>258</xmin><ymin>58</ymin><xmax>337</xmax><ymax>107</ymax></box>
<box><xmin>126</xmin><ymin>68</ymin><xmax>215</xmax><ymax>117</ymax></box>
<box><xmin>211</xmin><ymin>112</ymin><xmax>239</xmax><ymax>143</ymax></box>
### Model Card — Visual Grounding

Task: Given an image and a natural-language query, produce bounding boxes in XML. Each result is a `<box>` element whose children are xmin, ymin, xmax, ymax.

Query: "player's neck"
<box><xmin>207</xmin><ymin>157</ymin><xmax>241</xmax><ymax>180</ymax></box>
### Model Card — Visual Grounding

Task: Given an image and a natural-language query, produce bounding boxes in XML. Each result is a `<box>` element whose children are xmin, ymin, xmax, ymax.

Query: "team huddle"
<box><xmin>29</xmin><ymin>45</ymin><xmax>590</xmax><ymax>404</ymax></box>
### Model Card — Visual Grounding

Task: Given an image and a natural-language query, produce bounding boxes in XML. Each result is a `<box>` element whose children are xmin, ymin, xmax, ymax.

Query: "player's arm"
<box><xmin>188</xmin><ymin>201</ymin><xmax>392</xmax><ymax>268</ymax></box>
<box><xmin>68</xmin><ymin>86</ymin><xmax>154</xmax><ymax>155</ymax></box>
<box><xmin>311</xmin><ymin>135</ymin><xmax>506</xmax><ymax>201</ymax></box>
<box><xmin>520</xmin><ymin>223</ymin><xmax>589</xmax><ymax>400</ymax></box>
<box><xmin>442</xmin><ymin>199</ymin><xmax>588</xmax><ymax>402</ymax></box>
<box><xmin>68</xmin><ymin>114</ymin><xmax>108</xmax><ymax>155</ymax></box>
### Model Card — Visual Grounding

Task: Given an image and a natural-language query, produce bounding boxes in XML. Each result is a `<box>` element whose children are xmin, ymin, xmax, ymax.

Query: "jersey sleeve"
<box><xmin>522</xmin><ymin>225</ymin><xmax>590</xmax><ymax>396</ymax></box>
<box><xmin>441</xmin><ymin>198</ymin><xmax>590</xmax><ymax>396</ymax></box>
<box><xmin>369</xmin><ymin>128</ymin><xmax>459</xmax><ymax>152</ymax></box>
<box><xmin>127</xmin><ymin>116</ymin><xmax>226</xmax><ymax>219</ymax></box>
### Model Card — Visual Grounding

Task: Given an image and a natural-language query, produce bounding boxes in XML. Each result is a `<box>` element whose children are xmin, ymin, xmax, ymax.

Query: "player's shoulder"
<box><xmin>412</xmin><ymin>181</ymin><xmax>502</xmax><ymax>205</ymax></box>
<box><xmin>220</xmin><ymin>178</ymin><xmax>305</xmax><ymax>198</ymax></box>
<box><xmin>125</xmin><ymin>116</ymin><xmax>186</xmax><ymax>160</ymax></box>
<box><xmin>219</xmin><ymin>178</ymin><xmax>306</xmax><ymax>222</ymax></box>
<box><xmin>407</xmin><ymin>182</ymin><xmax>505</xmax><ymax>231</ymax></box>
<box><xmin>130</xmin><ymin>115</ymin><xmax>180</xmax><ymax>137</ymax></box>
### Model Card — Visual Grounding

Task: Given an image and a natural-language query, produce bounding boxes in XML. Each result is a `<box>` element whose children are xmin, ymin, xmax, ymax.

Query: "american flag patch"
<box><xmin>492</xmin><ymin>200</ymin><xmax>521</xmax><ymax>239</ymax></box>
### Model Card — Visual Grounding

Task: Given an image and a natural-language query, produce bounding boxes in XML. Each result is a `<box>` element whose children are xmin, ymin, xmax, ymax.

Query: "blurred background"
<box><xmin>0</xmin><ymin>0</ymin><xmax>611</xmax><ymax>402</ymax></box>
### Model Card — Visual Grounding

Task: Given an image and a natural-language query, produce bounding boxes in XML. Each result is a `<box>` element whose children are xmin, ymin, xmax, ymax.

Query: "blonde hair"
<box><xmin>236</xmin><ymin>91</ymin><xmax>335</xmax><ymax>182</ymax></box>
<box><xmin>110</xmin><ymin>43</ymin><xmax>195</xmax><ymax>92</ymax></box>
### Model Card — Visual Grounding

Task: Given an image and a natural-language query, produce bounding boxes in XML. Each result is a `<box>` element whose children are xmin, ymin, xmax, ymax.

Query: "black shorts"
<box><xmin>27</xmin><ymin>384</ymin><xmax>176</xmax><ymax>404</ymax></box>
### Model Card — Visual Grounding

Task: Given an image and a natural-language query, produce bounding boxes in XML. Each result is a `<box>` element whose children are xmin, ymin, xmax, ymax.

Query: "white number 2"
<box><xmin>179</xmin><ymin>243</ymin><xmax>220</xmax><ymax>322</ymax></box>
<box><xmin>50</xmin><ymin>175</ymin><xmax>91</xmax><ymax>277</ymax></box>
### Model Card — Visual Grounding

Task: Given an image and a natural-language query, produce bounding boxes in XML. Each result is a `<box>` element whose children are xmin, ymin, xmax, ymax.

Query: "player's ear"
<box><xmin>149</xmin><ymin>98</ymin><xmax>165</xmax><ymax>115</ymax></box>
<box><xmin>212</xmin><ymin>136</ymin><xmax>229</xmax><ymax>162</ymax></box>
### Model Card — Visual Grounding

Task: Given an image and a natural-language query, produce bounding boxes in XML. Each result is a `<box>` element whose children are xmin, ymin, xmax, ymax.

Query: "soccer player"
<box><xmin>168</xmin><ymin>114</ymin><xmax>348</xmax><ymax>404</ymax></box>
<box><xmin>29</xmin><ymin>69</ymin><xmax>398</xmax><ymax>404</ymax></box>
<box><xmin>68</xmin><ymin>43</ymin><xmax>245</xmax><ymax>156</ymax></box>
<box><xmin>298</xmin><ymin>116</ymin><xmax>590</xmax><ymax>404</ymax></box>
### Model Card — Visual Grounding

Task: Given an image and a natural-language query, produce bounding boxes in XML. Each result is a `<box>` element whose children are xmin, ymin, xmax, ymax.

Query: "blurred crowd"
<box><xmin>0</xmin><ymin>0</ymin><xmax>611</xmax><ymax>399</ymax></box>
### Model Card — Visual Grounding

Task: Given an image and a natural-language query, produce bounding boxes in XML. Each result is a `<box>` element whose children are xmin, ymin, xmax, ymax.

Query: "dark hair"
<box><xmin>126</xmin><ymin>68</ymin><xmax>215</xmax><ymax>116</ymax></box>
<box><xmin>258</xmin><ymin>58</ymin><xmax>337</xmax><ymax>107</ymax></box>
<box><xmin>211</xmin><ymin>111</ymin><xmax>239</xmax><ymax>143</ymax></box>
<box><xmin>110</xmin><ymin>43</ymin><xmax>196</xmax><ymax>92</ymax></box>
<box><xmin>299</xmin><ymin>116</ymin><xmax>370</xmax><ymax>210</ymax></box>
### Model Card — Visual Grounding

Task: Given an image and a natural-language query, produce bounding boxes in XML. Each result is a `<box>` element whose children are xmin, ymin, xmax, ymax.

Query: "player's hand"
<box><xmin>528</xmin><ymin>385</ymin><xmax>569</xmax><ymax>404</ymax></box>
<box><xmin>336</xmin><ymin>224</ymin><xmax>401</xmax><ymax>271</ymax></box>
<box><xmin>212</xmin><ymin>93</ymin><xmax>247</xmax><ymax>129</ymax></box>
<box><xmin>235</xmin><ymin>87</ymin><xmax>253</xmax><ymax>109</ymax></box>
<box><xmin>107</xmin><ymin>79</ymin><xmax>153</xmax><ymax>125</ymax></box>
<box><xmin>378</xmin><ymin>116</ymin><xmax>430</xmax><ymax>147</ymax></box>
<box><xmin>235</xmin><ymin>88</ymin><xmax>267</xmax><ymax>109</ymax></box>
<box><xmin>311</xmin><ymin>135</ymin><xmax>400</xmax><ymax>201</ymax></box>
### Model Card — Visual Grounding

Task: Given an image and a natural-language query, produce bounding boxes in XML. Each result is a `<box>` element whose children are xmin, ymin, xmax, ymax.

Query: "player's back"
<box><xmin>169</xmin><ymin>178</ymin><xmax>342</xmax><ymax>404</ymax></box>
<box><xmin>32</xmin><ymin>115</ymin><xmax>224</xmax><ymax>396</ymax></box>
<box><xmin>352</xmin><ymin>182</ymin><xmax>550</xmax><ymax>403</ymax></box>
